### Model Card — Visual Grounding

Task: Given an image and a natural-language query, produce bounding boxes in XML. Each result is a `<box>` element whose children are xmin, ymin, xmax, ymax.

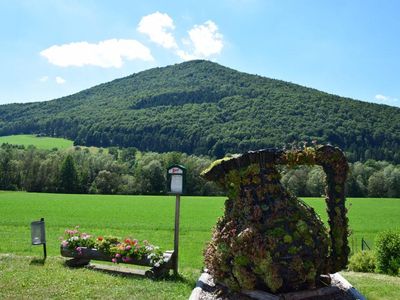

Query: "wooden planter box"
<box><xmin>61</xmin><ymin>246</ymin><xmax>174</xmax><ymax>278</ymax></box>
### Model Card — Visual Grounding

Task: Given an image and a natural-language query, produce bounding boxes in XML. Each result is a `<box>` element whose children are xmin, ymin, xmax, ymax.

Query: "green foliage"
<box><xmin>59</xmin><ymin>154</ymin><xmax>79</xmax><ymax>193</ymax></box>
<box><xmin>348</xmin><ymin>251</ymin><xmax>376</xmax><ymax>273</ymax></box>
<box><xmin>90</xmin><ymin>170</ymin><xmax>119</xmax><ymax>194</ymax></box>
<box><xmin>0</xmin><ymin>144</ymin><xmax>220</xmax><ymax>196</ymax></box>
<box><xmin>375</xmin><ymin>230</ymin><xmax>400</xmax><ymax>275</ymax></box>
<box><xmin>0</xmin><ymin>60</ymin><xmax>399</xmax><ymax>162</ymax></box>
<box><xmin>0</xmin><ymin>142</ymin><xmax>399</xmax><ymax>197</ymax></box>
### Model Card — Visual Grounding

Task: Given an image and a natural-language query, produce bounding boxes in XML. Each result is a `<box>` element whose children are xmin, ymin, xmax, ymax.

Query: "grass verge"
<box><xmin>0</xmin><ymin>254</ymin><xmax>198</xmax><ymax>299</ymax></box>
<box><xmin>343</xmin><ymin>271</ymin><xmax>400</xmax><ymax>300</ymax></box>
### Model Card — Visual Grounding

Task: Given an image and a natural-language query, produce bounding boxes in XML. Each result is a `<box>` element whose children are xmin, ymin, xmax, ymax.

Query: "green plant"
<box><xmin>61</xmin><ymin>226</ymin><xmax>96</xmax><ymax>251</ymax></box>
<box><xmin>348</xmin><ymin>251</ymin><xmax>376</xmax><ymax>273</ymax></box>
<box><xmin>375</xmin><ymin>230</ymin><xmax>400</xmax><ymax>275</ymax></box>
<box><xmin>202</xmin><ymin>145</ymin><xmax>349</xmax><ymax>293</ymax></box>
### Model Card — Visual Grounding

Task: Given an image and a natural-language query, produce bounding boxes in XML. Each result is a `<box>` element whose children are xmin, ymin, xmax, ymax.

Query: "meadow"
<box><xmin>1</xmin><ymin>191</ymin><xmax>400</xmax><ymax>299</ymax></box>
<box><xmin>0</xmin><ymin>134</ymin><xmax>73</xmax><ymax>150</ymax></box>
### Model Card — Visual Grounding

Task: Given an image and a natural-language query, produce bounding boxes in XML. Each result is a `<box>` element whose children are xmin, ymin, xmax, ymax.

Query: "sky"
<box><xmin>0</xmin><ymin>0</ymin><xmax>399</xmax><ymax>107</ymax></box>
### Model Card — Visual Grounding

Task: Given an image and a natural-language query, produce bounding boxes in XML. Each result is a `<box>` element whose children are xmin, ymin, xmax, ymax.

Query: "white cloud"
<box><xmin>374</xmin><ymin>94</ymin><xmax>399</xmax><ymax>107</ymax></box>
<box><xmin>137</xmin><ymin>12</ymin><xmax>177</xmax><ymax>49</ymax></box>
<box><xmin>39</xmin><ymin>76</ymin><xmax>49</xmax><ymax>82</ymax></box>
<box><xmin>178</xmin><ymin>20</ymin><xmax>224</xmax><ymax>60</ymax></box>
<box><xmin>40</xmin><ymin>39</ymin><xmax>153</xmax><ymax>68</ymax></box>
<box><xmin>375</xmin><ymin>94</ymin><xmax>388</xmax><ymax>101</ymax></box>
<box><xmin>55</xmin><ymin>76</ymin><xmax>66</xmax><ymax>84</ymax></box>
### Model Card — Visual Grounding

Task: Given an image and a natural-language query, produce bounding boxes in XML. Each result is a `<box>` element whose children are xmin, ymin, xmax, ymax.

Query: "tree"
<box><xmin>59</xmin><ymin>155</ymin><xmax>78</xmax><ymax>193</ymax></box>
<box><xmin>90</xmin><ymin>170</ymin><xmax>118</xmax><ymax>194</ymax></box>
<box><xmin>306</xmin><ymin>167</ymin><xmax>325</xmax><ymax>196</ymax></box>
<box><xmin>367</xmin><ymin>171</ymin><xmax>386</xmax><ymax>197</ymax></box>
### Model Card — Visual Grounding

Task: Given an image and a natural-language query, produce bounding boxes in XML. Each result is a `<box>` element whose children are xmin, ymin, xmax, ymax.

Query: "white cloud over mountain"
<box><xmin>137</xmin><ymin>13</ymin><xmax>224</xmax><ymax>61</ymax></box>
<box><xmin>177</xmin><ymin>20</ymin><xmax>224</xmax><ymax>60</ymax></box>
<box><xmin>374</xmin><ymin>94</ymin><xmax>399</xmax><ymax>106</ymax></box>
<box><xmin>137</xmin><ymin>12</ymin><xmax>178</xmax><ymax>49</ymax></box>
<box><xmin>40</xmin><ymin>39</ymin><xmax>153</xmax><ymax>68</ymax></box>
<box><xmin>41</xmin><ymin>12</ymin><xmax>224</xmax><ymax>68</ymax></box>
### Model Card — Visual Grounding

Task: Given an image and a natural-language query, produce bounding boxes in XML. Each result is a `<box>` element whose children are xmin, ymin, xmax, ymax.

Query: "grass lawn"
<box><xmin>0</xmin><ymin>191</ymin><xmax>399</xmax><ymax>299</ymax></box>
<box><xmin>0</xmin><ymin>254</ymin><xmax>198</xmax><ymax>299</ymax></box>
<box><xmin>0</xmin><ymin>134</ymin><xmax>73</xmax><ymax>150</ymax></box>
<box><xmin>344</xmin><ymin>271</ymin><xmax>400</xmax><ymax>300</ymax></box>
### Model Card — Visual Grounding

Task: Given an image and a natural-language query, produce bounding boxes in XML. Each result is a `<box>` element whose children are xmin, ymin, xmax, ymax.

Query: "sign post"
<box><xmin>167</xmin><ymin>164</ymin><xmax>186</xmax><ymax>276</ymax></box>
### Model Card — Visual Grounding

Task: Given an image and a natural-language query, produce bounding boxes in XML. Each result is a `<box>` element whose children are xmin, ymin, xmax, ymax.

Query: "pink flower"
<box><xmin>61</xmin><ymin>241</ymin><xmax>68</xmax><ymax>247</ymax></box>
<box><xmin>112</xmin><ymin>258</ymin><xmax>117</xmax><ymax>263</ymax></box>
<box><xmin>125</xmin><ymin>245</ymin><xmax>131</xmax><ymax>251</ymax></box>
<box><xmin>115</xmin><ymin>253</ymin><xmax>121</xmax><ymax>258</ymax></box>
<box><xmin>76</xmin><ymin>247</ymin><xmax>81</xmax><ymax>251</ymax></box>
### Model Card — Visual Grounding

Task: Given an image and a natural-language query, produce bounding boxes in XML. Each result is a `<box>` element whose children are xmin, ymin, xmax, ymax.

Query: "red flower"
<box><xmin>97</xmin><ymin>236</ymin><xmax>104</xmax><ymax>241</ymax></box>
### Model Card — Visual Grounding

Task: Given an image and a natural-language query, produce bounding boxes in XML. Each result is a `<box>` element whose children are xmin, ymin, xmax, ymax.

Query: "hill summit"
<box><xmin>0</xmin><ymin>60</ymin><xmax>399</xmax><ymax>162</ymax></box>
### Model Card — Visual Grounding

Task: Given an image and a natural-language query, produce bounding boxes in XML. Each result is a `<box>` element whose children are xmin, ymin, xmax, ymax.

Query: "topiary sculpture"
<box><xmin>202</xmin><ymin>145</ymin><xmax>349</xmax><ymax>293</ymax></box>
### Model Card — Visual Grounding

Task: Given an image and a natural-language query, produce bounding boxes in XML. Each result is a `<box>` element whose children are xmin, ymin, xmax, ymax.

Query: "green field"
<box><xmin>0</xmin><ymin>134</ymin><xmax>73</xmax><ymax>150</ymax></box>
<box><xmin>1</xmin><ymin>192</ymin><xmax>399</xmax><ymax>299</ymax></box>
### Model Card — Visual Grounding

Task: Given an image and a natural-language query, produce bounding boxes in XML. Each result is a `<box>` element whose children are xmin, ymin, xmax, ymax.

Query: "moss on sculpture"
<box><xmin>202</xmin><ymin>145</ymin><xmax>349</xmax><ymax>293</ymax></box>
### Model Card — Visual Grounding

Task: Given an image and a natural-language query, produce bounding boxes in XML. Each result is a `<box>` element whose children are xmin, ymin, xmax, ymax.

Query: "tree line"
<box><xmin>0</xmin><ymin>144</ymin><xmax>220</xmax><ymax>195</ymax></box>
<box><xmin>281</xmin><ymin>161</ymin><xmax>400</xmax><ymax>198</ymax></box>
<box><xmin>0</xmin><ymin>143</ymin><xmax>399</xmax><ymax>197</ymax></box>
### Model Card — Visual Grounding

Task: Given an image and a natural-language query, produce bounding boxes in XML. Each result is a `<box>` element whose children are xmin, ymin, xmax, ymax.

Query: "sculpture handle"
<box><xmin>284</xmin><ymin>145</ymin><xmax>350</xmax><ymax>272</ymax></box>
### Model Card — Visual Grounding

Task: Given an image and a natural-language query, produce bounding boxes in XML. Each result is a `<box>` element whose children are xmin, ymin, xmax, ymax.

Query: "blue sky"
<box><xmin>0</xmin><ymin>0</ymin><xmax>399</xmax><ymax>107</ymax></box>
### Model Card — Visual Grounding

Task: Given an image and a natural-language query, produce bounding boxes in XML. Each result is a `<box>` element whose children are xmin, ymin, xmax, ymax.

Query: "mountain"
<box><xmin>0</xmin><ymin>60</ymin><xmax>399</xmax><ymax>162</ymax></box>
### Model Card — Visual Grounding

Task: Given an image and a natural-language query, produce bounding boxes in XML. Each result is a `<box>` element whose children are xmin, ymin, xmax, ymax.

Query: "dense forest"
<box><xmin>0</xmin><ymin>144</ymin><xmax>399</xmax><ymax>197</ymax></box>
<box><xmin>0</xmin><ymin>60</ymin><xmax>399</xmax><ymax>162</ymax></box>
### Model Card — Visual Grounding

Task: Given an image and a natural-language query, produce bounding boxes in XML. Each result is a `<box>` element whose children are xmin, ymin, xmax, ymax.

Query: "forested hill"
<box><xmin>0</xmin><ymin>60</ymin><xmax>399</xmax><ymax>162</ymax></box>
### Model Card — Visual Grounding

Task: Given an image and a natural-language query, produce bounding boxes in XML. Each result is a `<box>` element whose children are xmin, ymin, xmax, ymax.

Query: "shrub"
<box><xmin>348</xmin><ymin>250</ymin><xmax>376</xmax><ymax>273</ymax></box>
<box><xmin>375</xmin><ymin>230</ymin><xmax>400</xmax><ymax>275</ymax></box>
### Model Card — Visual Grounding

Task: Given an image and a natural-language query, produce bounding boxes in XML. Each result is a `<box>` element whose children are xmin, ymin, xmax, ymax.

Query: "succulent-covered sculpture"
<box><xmin>202</xmin><ymin>145</ymin><xmax>349</xmax><ymax>293</ymax></box>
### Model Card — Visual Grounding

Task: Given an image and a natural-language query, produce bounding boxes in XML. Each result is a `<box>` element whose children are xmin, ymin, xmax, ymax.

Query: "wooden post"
<box><xmin>41</xmin><ymin>218</ymin><xmax>47</xmax><ymax>260</ymax></box>
<box><xmin>173</xmin><ymin>194</ymin><xmax>181</xmax><ymax>275</ymax></box>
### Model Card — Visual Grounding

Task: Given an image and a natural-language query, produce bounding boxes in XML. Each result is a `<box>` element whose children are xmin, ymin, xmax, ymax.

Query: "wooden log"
<box><xmin>61</xmin><ymin>247</ymin><xmax>154</xmax><ymax>267</ymax></box>
<box><xmin>65</xmin><ymin>258</ymin><xmax>90</xmax><ymax>267</ymax></box>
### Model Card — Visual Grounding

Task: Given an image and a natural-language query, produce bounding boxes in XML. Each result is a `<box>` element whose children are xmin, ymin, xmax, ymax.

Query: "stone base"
<box><xmin>189</xmin><ymin>272</ymin><xmax>366</xmax><ymax>300</ymax></box>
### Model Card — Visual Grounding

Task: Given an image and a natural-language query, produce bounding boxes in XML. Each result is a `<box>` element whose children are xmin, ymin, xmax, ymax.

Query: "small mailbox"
<box><xmin>31</xmin><ymin>218</ymin><xmax>47</xmax><ymax>259</ymax></box>
<box><xmin>167</xmin><ymin>165</ymin><xmax>186</xmax><ymax>194</ymax></box>
<box><xmin>31</xmin><ymin>219</ymin><xmax>46</xmax><ymax>245</ymax></box>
